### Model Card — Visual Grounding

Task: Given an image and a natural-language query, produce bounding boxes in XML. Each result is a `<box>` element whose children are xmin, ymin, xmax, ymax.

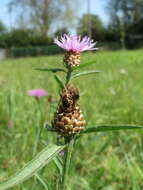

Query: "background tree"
<box><xmin>107</xmin><ymin>0</ymin><xmax>143</xmax><ymax>48</ymax></box>
<box><xmin>77</xmin><ymin>14</ymin><xmax>105</xmax><ymax>41</ymax></box>
<box><xmin>0</xmin><ymin>29</ymin><xmax>52</xmax><ymax>48</ymax></box>
<box><xmin>8</xmin><ymin>0</ymin><xmax>79</xmax><ymax>36</ymax></box>
<box><xmin>0</xmin><ymin>21</ymin><xmax>6</xmax><ymax>34</ymax></box>
<box><xmin>54</xmin><ymin>28</ymin><xmax>69</xmax><ymax>37</ymax></box>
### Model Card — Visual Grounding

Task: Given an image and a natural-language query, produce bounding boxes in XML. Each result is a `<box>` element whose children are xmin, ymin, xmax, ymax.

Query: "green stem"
<box><xmin>61</xmin><ymin>64</ymin><xmax>74</xmax><ymax>189</ymax></box>
<box><xmin>66</xmin><ymin>66</ymin><xmax>72</xmax><ymax>85</ymax></box>
<box><xmin>62</xmin><ymin>138</ymin><xmax>74</xmax><ymax>190</ymax></box>
<box><xmin>33</xmin><ymin>124</ymin><xmax>43</xmax><ymax>156</ymax></box>
<box><xmin>33</xmin><ymin>100</ymin><xmax>43</xmax><ymax>156</ymax></box>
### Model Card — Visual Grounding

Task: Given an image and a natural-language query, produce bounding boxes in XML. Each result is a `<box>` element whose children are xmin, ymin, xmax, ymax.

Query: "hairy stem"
<box><xmin>61</xmin><ymin>138</ymin><xmax>74</xmax><ymax>190</ymax></box>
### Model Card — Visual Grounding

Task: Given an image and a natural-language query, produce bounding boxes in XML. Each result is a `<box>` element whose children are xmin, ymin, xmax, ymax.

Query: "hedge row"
<box><xmin>3</xmin><ymin>42</ymin><xmax>123</xmax><ymax>58</ymax></box>
<box><xmin>0</xmin><ymin>29</ymin><xmax>52</xmax><ymax>48</ymax></box>
<box><xmin>8</xmin><ymin>45</ymin><xmax>65</xmax><ymax>58</ymax></box>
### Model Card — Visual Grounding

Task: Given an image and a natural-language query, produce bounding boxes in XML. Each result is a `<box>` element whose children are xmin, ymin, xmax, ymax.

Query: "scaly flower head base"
<box><xmin>52</xmin><ymin>85</ymin><xmax>86</xmax><ymax>136</ymax></box>
<box><xmin>54</xmin><ymin>34</ymin><xmax>97</xmax><ymax>67</ymax></box>
<box><xmin>64</xmin><ymin>51</ymin><xmax>80</xmax><ymax>67</ymax></box>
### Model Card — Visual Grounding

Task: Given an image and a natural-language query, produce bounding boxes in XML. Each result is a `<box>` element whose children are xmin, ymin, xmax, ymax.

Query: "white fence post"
<box><xmin>0</xmin><ymin>49</ymin><xmax>6</xmax><ymax>60</ymax></box>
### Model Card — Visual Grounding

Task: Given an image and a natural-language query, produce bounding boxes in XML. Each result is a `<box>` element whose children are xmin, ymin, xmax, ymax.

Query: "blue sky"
<box><xmin>0</xmin><ymin>0</ymin><xmax>108</xmax><ymax>28</ymax></box>
<box><xmin>0</xmin><ymin>0</ymin><xmax>11</xmax><ymax>27</ymax></box>
<box><xmin>80</xmin><ymin>0</ymin><xmax>109</xmax><ymax>24</ymax></box>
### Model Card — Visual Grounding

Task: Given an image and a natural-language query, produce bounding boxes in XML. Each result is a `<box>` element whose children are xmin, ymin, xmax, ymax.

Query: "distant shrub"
<box><xmin>8</xmin><ymin>45</ymin><xmax>65</xmax><ymax>58</ymax></box>
<box><xmin>0</xmin><ymin>29</ymin><xmax>52</xmax><ymax>48</ymax></box>
<box><xmin>98</xmin><ymin>41</ymin><xmax>121</xmax><ymax>50</ymax></box>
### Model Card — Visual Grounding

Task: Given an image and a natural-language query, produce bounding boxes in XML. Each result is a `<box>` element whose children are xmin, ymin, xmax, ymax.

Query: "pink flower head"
<box><xmin>54</xmin><ymin>34</ymin><xmax>97</xmax><ymax>53</ymax></box>
<box><xmin>28</xmin><ymin>89</ymin><xmax>48</xmax><ymax>98</ymax></box>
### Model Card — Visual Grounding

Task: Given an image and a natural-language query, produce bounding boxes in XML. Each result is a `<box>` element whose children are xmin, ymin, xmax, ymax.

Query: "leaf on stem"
<box><xmin>35</xmin><ymin>68</ymin><xmax>66</xmax><ymax>73</ymax></box>
<box><xmin>81</xmin><ymin>125</ymin><xmax>143</xmax><ymax>134</ymax></box>
<box><xmin>44</xmin><ymin>123</ymin><xmax>56</xmax><ymax>132</ymax></box>
<box><xmin>54</xmin><ymin>74</ymin><xmax>65</xmax><ymax>88</ymax></box>
<box><xmin>0</xmin><ymin>144</ymin><xmax>65</xmax><ymax>190</ymax></box>
<box><xmin>72</xmin><ymin>70</ymin><xmax>101</xmax><ymax>79</ymax></box>
<box><xmin>73</xmin><ymin>61</ymin><xmax>96</xmax><ymax>70</ymax></box>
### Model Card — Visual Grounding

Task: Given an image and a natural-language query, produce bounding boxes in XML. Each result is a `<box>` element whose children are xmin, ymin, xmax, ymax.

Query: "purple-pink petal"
<box><xmin>54</xmin><ymin>34</ymin><xmax>97</xmax><ymax>52</ymax></box>
<box><xmin>28</xmin><ymin>89</ymin><xmax>48</xmax><ymax>98</ymax></box>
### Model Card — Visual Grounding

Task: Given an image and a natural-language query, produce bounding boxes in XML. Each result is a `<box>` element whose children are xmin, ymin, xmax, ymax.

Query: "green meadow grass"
<box><xmin>0</xmin><ymin>50</ymin><xmax>143</xmax><ymax>190</ymax></box>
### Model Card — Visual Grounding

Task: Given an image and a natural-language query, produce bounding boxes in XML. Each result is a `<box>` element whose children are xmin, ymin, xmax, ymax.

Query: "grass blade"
<box><xmin>35</xmin><ymin>173</ymin><xmax>49</xmax><ymax>190</ymax></box>
<box><xmin>82</xmin><ymin>125</ymin><xmax>143</xmax><ymax>134</ymax></box>
<box><xmin>72</xmin><ymin>70</ymin><xmax>101</xmax><ymax>79</ymax></box>
<box><xmin>0</xmin><ymin>144</ymin><xmax>65</xmax><ymax>190</ymax></box>
<box><xmin>73</xmin><ymin>61</ymin><xmax>96</xmax><ymax>70</ymax></box>
<box><xmin>53</xmin><ymin>156</ymin><xmax>63</xmax><ymax>175</ymax></box>
<box><xmin>35</xmin><ymin>68</ymin><xmax>66</xmax><ymax>73</ymax></box>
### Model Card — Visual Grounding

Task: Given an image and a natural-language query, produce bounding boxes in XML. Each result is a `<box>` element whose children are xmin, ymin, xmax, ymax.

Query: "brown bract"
<box><xmin>64</xmin><ymin>51</ymin><xmax>80</xmax><ymax>67</ymax></box>
<box><xmin>52</xmin><ymin>85</ymin><xmax>86</xmax><ymax>136</ymax></box>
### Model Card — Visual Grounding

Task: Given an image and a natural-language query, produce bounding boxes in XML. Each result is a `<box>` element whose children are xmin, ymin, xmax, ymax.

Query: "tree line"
<box><xmin>0</xmin><ymin>0</ymin><xmax>143</xmax><ymax>49</ymax></box>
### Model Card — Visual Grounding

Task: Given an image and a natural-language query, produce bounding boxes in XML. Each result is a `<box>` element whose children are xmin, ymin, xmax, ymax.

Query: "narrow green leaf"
<box><xmin>73</xmin><ymin>61</ymin><xmax>96</xmax><ymax>70</ymax></box>
<box><xmin>35</xmin><ymin>173</ymin><xmax>49</xmax><ymax>190</ymax></box>
<box><xmin>82</xmin><ymin>125</ymin><xmax>143</xmax><ymax>134</ymax></box>
<box><xmin>0</xmin><ymin>144</ymin><xmax>65</xmax><ymax>190</ymax></box>
<box><xmin>54</xmin><ymin>74</ymin><xmax>64</xmax><ymax>88</ymax></box>
<box><xmin>53</xmin><ymin>156</ymin><xmax>63</xmax><ymax>175</ymax></box>
<box><xmin>72</xmin><ymin>70</ymin><xmax>101</xmax><ymax>79</ymax></box>
<box><xmin>35</xmin><ymin>68</ymin><xmax>66</xmax><ymax>73</ymax></box>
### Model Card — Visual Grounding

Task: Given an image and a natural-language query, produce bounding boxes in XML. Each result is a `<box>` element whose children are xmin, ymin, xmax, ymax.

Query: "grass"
<box><xmin>0</xmin><ymin>49</ymin><xmax>143</xmax><ymax>189</ymax></box>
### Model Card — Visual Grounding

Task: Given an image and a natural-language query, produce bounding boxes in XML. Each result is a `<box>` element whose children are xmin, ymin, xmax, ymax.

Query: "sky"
<box><xmin>0</xmin><ymin>0</ymin><xmax>109</xmax><ymax>29</ymax></box>
<box><xmin>80</xmin><ymin>0</ymin><xmax>109</xmax><ymax>24</ymax></box>
<box><xmin>0</xmin><ymin>0</ymin><xmax>11</xmax><ymax>27</ymax></box>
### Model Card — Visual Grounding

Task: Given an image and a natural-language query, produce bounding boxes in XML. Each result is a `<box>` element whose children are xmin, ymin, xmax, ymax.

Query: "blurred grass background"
<box><xmin>0</xmin><ymin>50</ymin><xmax>143</xmax><ymax>190</ymax></box>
